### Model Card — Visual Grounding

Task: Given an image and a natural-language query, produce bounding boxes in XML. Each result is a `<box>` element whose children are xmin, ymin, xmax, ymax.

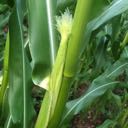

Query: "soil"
<box><xmin>71</xmin><ymin>112</ymin><xmax>104</xmax><ymax>128</ymax></box>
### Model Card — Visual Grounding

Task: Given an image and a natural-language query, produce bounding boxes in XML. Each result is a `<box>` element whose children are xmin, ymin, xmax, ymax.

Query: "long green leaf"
<box><xmin>90</xmin><ymin>0</ymin><xmax>128</xmax><ymax>30</ymax></box>
<box><xmin>60</xmin><ymin>80</ymin><xmax>119</xmax><ymax>125</ymax></box>
<box><xmin>84</xmin><ymin>0</ymin><xmax>128</xmax><ymax>49</ymax></box>
<box><xmin>27</xmin><ymin>0</ymin><xmax>57</xmax><ymax>85</ymax></box>
<box><xmin>8</xmin><ymin>1</ymin><xmax>35</xmax><ymax>127</ymax></box>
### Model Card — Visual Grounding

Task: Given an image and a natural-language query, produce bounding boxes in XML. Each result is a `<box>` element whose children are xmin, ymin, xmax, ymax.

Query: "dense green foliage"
<box><xmin>0</xmin><ymin>0</ymin><xmax>128</xmax><ymax>128</ymax></box>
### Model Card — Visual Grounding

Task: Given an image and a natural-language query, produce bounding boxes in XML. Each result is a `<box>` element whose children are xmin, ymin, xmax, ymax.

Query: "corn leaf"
<box><xmin>27</xmin><ymin>0</ymin><xmax>57</xmax><ymax>85</ymax></box>
<box><xmin>84</xmin><ymin>0</ymin><xmax>128</xmax><ymax>49</ymax></box>
<box><xmin>90</xmin><ymin>0</ymin><xmax>128</xmax><ymax>30</ymax></box>
<box><xmin>8</xmin><ymin>0</ymin><xmax>35</xmax><ymax>127</ymax></box>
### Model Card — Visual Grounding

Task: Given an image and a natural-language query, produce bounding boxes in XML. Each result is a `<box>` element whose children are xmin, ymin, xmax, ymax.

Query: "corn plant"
<box><xmin>0</xmin><ymin>0</ymin><xmax>128</xmax><ymax>128</ymax></box>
